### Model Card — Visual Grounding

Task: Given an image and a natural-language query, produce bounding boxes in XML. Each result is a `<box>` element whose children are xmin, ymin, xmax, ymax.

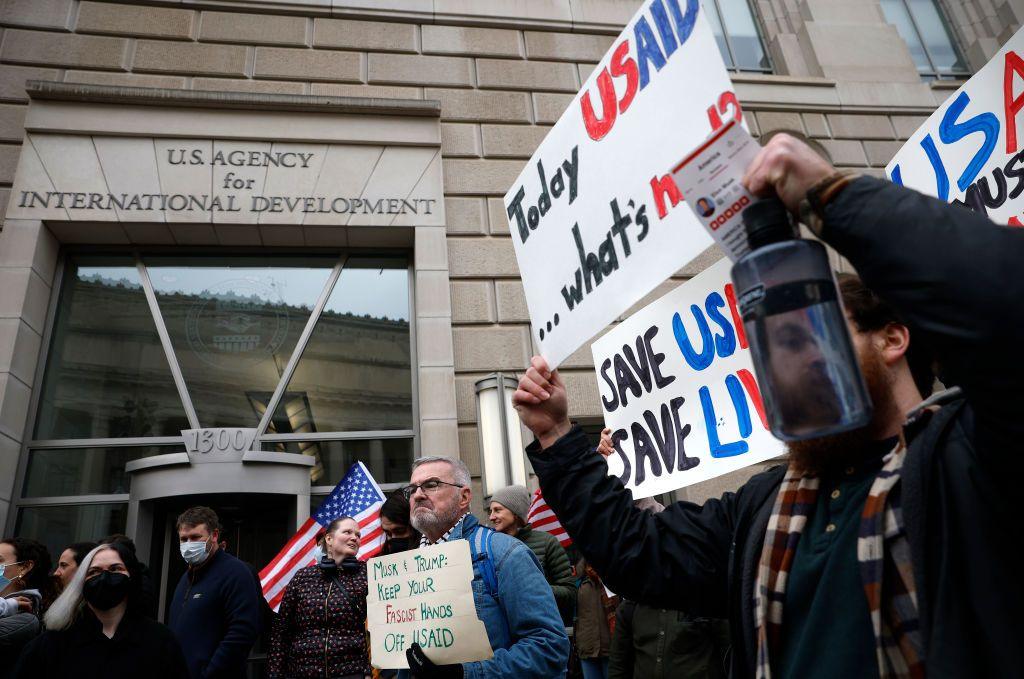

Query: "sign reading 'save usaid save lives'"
<box><xmin>504</xmin><ymin>0</ymin><xmax>740</xmax><ymax>367</ymax></box>
<box><xmin>591</xmin><ymin>258</ymin><xmax>784</xmax><ymax>499</ymax></box>
<box><xmin>887</xmin><ymin>25</ymin><xmax>1024</xmax><ymax>224</ymax></box>
<box><xmin>367</xmin><ymin>541</ymin><xmax>492</xmax><ymax>670</ymax></box>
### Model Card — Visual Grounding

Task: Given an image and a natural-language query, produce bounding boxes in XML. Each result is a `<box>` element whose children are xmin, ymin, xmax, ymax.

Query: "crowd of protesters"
<box><xmin>3</xmin><ymin>133</ymin><xmax>1022</xmax><ymax>678</ymax></box>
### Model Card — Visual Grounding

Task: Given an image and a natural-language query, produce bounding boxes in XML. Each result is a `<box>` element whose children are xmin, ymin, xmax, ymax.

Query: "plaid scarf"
<box><xmin>753</xmin><ymin>440</ymin><xmax>925</xmax><ymax>678</ymax></box>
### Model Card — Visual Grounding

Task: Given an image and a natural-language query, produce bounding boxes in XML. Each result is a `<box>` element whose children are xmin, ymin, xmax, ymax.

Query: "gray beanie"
<box><xmin>489</xmin><ymin>485</ymin><xmax>531</xmax><ymax>523</ymax></box>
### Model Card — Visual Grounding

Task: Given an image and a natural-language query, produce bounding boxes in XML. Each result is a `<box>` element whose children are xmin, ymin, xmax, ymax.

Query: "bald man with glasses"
<box><xmin>397</xmin><ymin>456</ymin><xmax>569</xmax><ymax>679</ymax></box>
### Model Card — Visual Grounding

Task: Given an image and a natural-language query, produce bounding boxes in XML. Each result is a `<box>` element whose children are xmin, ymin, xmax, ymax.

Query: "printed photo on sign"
<box><xmin>505</xmin><ymin>0</ymin><xmax>745</xmax><ymax>368</ymax></box>
<box><xmin>591</xmin><ymin>258</ymin><xmax>784</xmax><ymax>499</ymax></box>
<box><xmin>887</xmin><ymin>25</ymin><xmax>1024</xmax><ymax>226</ymax></box>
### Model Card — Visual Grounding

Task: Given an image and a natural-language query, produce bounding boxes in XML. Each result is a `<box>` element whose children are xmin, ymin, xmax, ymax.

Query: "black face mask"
<box><xmin>83</xmin><ymin>572</ymin><xmax>130</xmax><ymax>611</ymax></box>
<box><xmin>386</xmin><ymin>537</ymin><xmax>414</xmax><ymax>553</ymax></box>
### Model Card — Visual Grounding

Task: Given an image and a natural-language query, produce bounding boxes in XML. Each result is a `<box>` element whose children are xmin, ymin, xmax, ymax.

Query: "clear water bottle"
<box><xmin>730</xmin><ymin>196</ymin><xmax>872</xmax><ymax>440</ymax></box>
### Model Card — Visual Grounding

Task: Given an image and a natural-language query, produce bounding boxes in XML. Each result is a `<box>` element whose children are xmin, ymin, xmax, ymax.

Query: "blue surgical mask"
<box><xmin>0</xmin><ymin>562</ymin><xmax>22</xmax><ymax>592</ymax></box>
<box><xmin>180</xmin><ymin>541</ymin><xmax>209</xmax><ymax>566</ymax></box>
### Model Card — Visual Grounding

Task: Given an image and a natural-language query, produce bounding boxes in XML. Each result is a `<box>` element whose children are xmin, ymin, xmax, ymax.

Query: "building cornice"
<box><xmin>25</xmin><ymin>80</ymin><xmax>441</xmax><ymax>117</ymax></box>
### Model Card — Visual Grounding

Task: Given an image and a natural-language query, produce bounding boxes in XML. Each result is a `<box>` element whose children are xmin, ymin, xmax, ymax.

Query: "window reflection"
<box><xmin>34</xmin><ymin>257</ymin><xmax>189</xmax><ymax>440</ymax></box>
<box><xmin>704</xmin><ymin>0</ymin><xmax>771</xmax><ymax>72</ymax></box>
<box><xmin>16</xmin><ymin>504</ymin><xmax>127</xmax><ymax>567</ymax></box>
<box><xmin>269</xmin><ymin>258</ymin><xmax>412</xmax><ymax>436</ymax></box>
<box><xmin>269</xmin><ymin>437</ymin><xmax>414</xmax><ymax>486</ymax></box>
<box><xmin>145</xmin><ymin>256</ymin><xmax>335</xmax><ymax>429</ymax></box>
<box><xmin>880</xmin><ymin>0</ymin><xmax>968</xmax><ymax>78</ymax></box>
<box><xmin>23</xmin><ymin>446</ymin><xmax>175</xmax><ymax>497</ymax></box>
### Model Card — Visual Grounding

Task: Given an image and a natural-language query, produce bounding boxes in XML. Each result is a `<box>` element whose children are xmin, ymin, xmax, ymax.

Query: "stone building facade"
<box><xmin>0</xmin><ymin>0</ymin><xmax>1018</xmax><ymax>619</ymax></box>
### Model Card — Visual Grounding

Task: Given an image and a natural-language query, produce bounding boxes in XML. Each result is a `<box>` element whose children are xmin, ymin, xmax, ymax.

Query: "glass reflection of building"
<box><xmin>18</xmin><ymin>253</ymin><xmax>415</xmax><ymax>559</ymax></box>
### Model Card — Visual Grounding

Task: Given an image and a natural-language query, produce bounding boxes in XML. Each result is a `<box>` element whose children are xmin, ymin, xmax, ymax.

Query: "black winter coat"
<box><xmin>268</xmin><ymin>562</ymin><xmax>370</xmax><ymax>678</ymax></box>
<box><xmin>12</xmin><ymin>609</ymin><xmax>188</xmax><ymax>678</ymax></box>
<box><xmin>529</xmin><ymin>176</ymin><xmax>1024</xmax><ymax>678</ymax></box>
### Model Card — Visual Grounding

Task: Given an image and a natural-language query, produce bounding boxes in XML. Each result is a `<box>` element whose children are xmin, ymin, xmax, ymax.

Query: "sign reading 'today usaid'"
<box><xmin>504</xmin><ymin>0</ymin><xmax>740</xmax><ymax>368</ymax></box>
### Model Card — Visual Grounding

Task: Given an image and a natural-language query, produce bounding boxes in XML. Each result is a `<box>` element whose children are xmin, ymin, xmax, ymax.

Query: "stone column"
<box><xmin>0</xmin><ymin>219</ymin><xmax>58</xmax><ymax>531</ymax></box>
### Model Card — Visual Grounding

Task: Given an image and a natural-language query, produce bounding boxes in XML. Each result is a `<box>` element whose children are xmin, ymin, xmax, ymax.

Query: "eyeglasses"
<box><xmin>0</xmin><ymin>561</ymin><xmax>24</xmax><ymax>578</ymax></box>
<box><xmin>85</xmin><ymin>563</ymin><xmax>128</xmax><ymax>579</ymax></box>
<box><xmin>400</xmin><ymin>478</ymin><xmax>464</xmax><ymax>500</ymax></box>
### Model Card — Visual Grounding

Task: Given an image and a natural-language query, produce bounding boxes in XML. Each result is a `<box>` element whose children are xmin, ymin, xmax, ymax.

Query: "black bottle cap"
<box><xmin>743</xmin><ymin>196</ymin><xmax>797</xmax><ymax>251</ymax></box>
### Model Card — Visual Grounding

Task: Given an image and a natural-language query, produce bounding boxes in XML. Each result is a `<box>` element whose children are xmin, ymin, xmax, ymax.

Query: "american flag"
<box><xmin>259</xmin><ymin>461</ymin><xmax>386</xmax><ymax>611</ymax></box>
<box><xmin>527</xmin><ymin>488</ymin><xmax>572</xmax><ymax>547</ymax></box>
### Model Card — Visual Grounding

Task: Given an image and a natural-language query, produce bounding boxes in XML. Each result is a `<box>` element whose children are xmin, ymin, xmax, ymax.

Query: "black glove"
<box><xmin>406</xmin><ymin>643</ymin><xmax>464</xmax><ymax>678</ymax></box>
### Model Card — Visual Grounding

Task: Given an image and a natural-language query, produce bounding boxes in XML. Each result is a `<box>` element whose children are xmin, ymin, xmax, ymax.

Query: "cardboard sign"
<box><xmin>505</xmin><ymin>0</ymin><xmax>740</xmax><ymax>367</ymax></box>
<box><xmin>887</xmin><ymin>25</ymin><xmax>1024</xmax><ymax>224</ymax></box>
<box><xmin>591</xmin><ymin>258</ymin><xmax>784</xmax><ymax>499</ymax></box>
<box><xmin>671</xmin><ymin>120</ymin><xmax>761</xmax><ymax>262</ymax></box>
<box><xmin>367</xmin><ymin>541</ymin><xmax>493</xmax><ymax>669</ymax></box>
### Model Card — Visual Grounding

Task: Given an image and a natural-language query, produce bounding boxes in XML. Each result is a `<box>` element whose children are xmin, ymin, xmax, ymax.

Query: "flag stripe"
<box><xmin>527</xmin><ymin>488</ymin><xmax>572</xmax><ymax>548</ymax></box>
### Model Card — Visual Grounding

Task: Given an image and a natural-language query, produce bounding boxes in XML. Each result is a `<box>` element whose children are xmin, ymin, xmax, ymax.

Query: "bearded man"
<box><xmin>513</xmin><ymin>134</ymin><xmax>1024</xmax><ymax>678</ymax></box>
<box><xmin>398</xmin><ymin>456</ymin><xmax>568</xmax><ymax>678</ymax></box>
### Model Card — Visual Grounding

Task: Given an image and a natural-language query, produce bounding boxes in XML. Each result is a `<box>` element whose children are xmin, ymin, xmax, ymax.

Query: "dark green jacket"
<box><xmin>515</xmin><ymin>526</ymin><xmax>576</xmax><ymax>626</ymax></box>
<box><xmin>608</xmin><ymin>601</ymin><xmax>730</xmax><ymax>679</ymax></box>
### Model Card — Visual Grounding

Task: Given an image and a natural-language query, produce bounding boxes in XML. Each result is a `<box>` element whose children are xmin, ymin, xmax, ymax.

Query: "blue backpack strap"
<box><xmin>468</xmin><ymin>525</ymin><xmax>511</xmax><ymax>642</ymax></box>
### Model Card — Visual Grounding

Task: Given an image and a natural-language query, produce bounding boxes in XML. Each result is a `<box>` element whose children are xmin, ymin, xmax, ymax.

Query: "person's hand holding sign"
<box><xmin>742</xmin><ymin>133</ymin><xmax>836</xmax><ymax>212</ymax></box>
<box><xmin>513</xmin><ymin>356</ymin><xmax>572</xmax><ymax>449</ymax></box>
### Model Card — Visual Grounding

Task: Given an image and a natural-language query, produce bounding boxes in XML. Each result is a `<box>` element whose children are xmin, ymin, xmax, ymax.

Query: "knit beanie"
<box><xmin>489</xmin><ymin>485</ymin><xmax>531</xmax><ymax>524</ymax></box>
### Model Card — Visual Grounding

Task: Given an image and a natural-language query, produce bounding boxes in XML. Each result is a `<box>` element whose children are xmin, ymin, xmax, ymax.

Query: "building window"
<box><xmin>17</xmin><ymin>252</ymin><xmax>415</xmax><ymax>534</ymax></box>
<box><xmin>880</xmin><ymin>0</ymin><xmax>969</xmax><ymax>79</ymax></box>
<box><xmin>704</xmin><ymin>0</ymin><xmax>772</xmax><ymax>72</ymax></box>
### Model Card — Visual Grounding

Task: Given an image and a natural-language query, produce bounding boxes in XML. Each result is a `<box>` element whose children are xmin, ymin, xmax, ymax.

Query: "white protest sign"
<box><xmin>367</xmin><ymin>541</ymin><xmax>493</xmax><ymax>669</ymax></box>
<box><xmin>591</xmin><ymin>257</ymin><xmax>784</xmax><ymax>499</ymax></box>
<box><xmin>887</xmin><ymin>25</ymin><xmax>1024</xmax><ymax>224</ymax></box>
<box><xmin>505</xmin><ymin>0</ymin><xmax>742</xmax><ymax>367</ymax></box>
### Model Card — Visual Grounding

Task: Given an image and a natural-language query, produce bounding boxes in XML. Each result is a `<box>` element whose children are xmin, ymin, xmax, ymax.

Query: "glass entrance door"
<box><xmin>150</xmin><ymin>493</ymin><xmax>293</xmax><ymax>677</ymax></box>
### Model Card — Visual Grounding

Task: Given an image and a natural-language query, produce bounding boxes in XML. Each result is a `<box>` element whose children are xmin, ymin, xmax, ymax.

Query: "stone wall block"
<box><xmin>134</xmin><ymin>40</ymin><xmax>247</xmax><ymax>76</ymax></box>
<box><xmin>441</xmin><ymin>123</ymin><xmax>481</xmax><ymax>157</ymax></box>
<box><xmin>314</xmin><ymin>18</ymin><xmax>417</xmax><ymax>52</ymax></box>
<box><xmin>422</xmin><ymin>25</ymin><xmax>522</xmax><ymax>57</ymax></box>
<box><xmin>426</xmin><ymin>88</ymin><xmax>532</xmax><ymax>123</ymax></box>
<box><xmin>444</xmin><ymin>197</ymin><xmax>487</xmax><ymax>235</ymax></box>
<box><xmin>532</xmin><ymin>92</ymin><xmax>573</xmax><ymax>124</ymax></box>
<box><xmin>447</xmin><ymin>238</ymin><xmax>520</xmax><ymax>277</ymax></box>
<box><xmin>480</xmin><ymin>124</ymin><xmax>549</xmax><ymax>159</ymax></box>
<box><xmin>450</xmin><ymin>281</ymin><xmax>495</xmax><ymax>323</ymax></box>
<box><xmin>494</xmin><ymin>280</ymin><xmax>529</xmax><ymax>322</ymax></box>
<box><xmin>254</xmin><ymin>47</ymin><xmax>361</xmax><ymax>82</ymax></box>
<box><xmin>2</xmin><ymin>30</ymin><xmax>127</xmax><ymax>70</ymax></box>
<box><xmin>826</xmin><ymin>114</ymin><xmax>894</xmax><ymax>140</ymax></box>
<box><xmin>442</xmin><ymin>158</ymin><xmax>526</xmax><ymax>195</ymax></box>
<box><xmin>453</xmin><ymin>326</ymin><xmax>530</xmax><ymax>371</ymax></box>
<box><xmin>476</xmin><ymin>59</ymin><xmax>578</xmax><ymax>92</ymax></box>
<box><xmin>369</xmin><ymin>54</ymin><xmax>473</xmax><ymax>87</ymax></box>
<box><xmin>523</xmin><ymin>31</ymin><xmax>613</xmax><ymax>62</ymax></box>
<box><xmin>78</xmin><ymin>2</ymin><xmax>195</xmax><ymax>39</ymax></box>
<box><xmin>200</xmin><ymin>11</ymin><xmax>306</xmax><ymax>46</ymax></box>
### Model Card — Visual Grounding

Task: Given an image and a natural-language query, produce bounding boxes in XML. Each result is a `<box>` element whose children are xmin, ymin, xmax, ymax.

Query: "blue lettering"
<box><xmin>939</xmin><ymin>92</ymin><xmax>1000</xmax><ymax>192</ymax></box>
<box><xmin>665</xmin><ymin>0</ymin><xmax>698</xmax><ymax>45</ymax></box>
<box><xmin>672</xmin><ymin>305</ymin><xmax>714</xmax><ymax>371</ymax></box>
<box><xmin>920</xmin><ymin>134</ymin><xmax>950</xmax><ymax>201</ymax></box>
<box><xmin>634</xmin><ymin>17</ymin><xmax>666</xmax><ymax>90</ymax></box>
<box><xmin>700</xmin><ymin>385</ymin><xmax>749</xmax><ymax>458</ymax></box>
<box><xmin>649</xmin><ymin>0</ymin><xmax>678</xmax><ymax>59</ymax></box>
<box><xmin>726</xmin><ymin>374</ymin><xmax>752</xmax><ymax>438</ymax></box>
<box><xmin>704</xmin><ymin>291</ymin><xmax>736</xmax><ymax>359</ymax></box>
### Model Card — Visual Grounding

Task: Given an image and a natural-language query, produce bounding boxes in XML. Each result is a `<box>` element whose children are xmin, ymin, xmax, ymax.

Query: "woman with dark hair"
<box><xmin>268</xmin><ymin>516</ymin><xmax>371</xmax><ymax>679</ymax></box>
<box><xmin>379</xmin><ymin>491</ymin><xmax>420</xmax><ymax>555</ymax></box>
<box><xmin>1</xmin><ymin>537</ymin><xmax>56</xmax><ymax>675</ymax></box>
<box><xmin>12</xmin><ymin>542</ymin><xmax>187</xmax><ymax>677</ymax></box>
<box><xmin>53</xmin><ymin>541</ymin><xmax>97</xmax><ymax>589</ymax></box>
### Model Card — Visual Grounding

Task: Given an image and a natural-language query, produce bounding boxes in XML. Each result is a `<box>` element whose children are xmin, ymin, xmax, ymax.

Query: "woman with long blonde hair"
<box><xmin>12</xmin><ymin>542</ymin><xmax>187</xmax><ymax>677</ymax></box>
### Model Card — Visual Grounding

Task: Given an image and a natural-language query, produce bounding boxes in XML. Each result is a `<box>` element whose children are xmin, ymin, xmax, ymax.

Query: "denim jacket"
<box><xmin>426</xmin><ymin>514</ymin><xmax>569</xmax><ymax>679</ymax></box>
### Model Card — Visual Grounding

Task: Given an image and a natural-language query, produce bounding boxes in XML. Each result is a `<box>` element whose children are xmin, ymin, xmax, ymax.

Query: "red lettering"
<box><xmin>1009</xmin><ymin>216</ymin><xmax>1023</xmax><ymax>227</ymax></box>
<box><xmin>581</xmin><ymin>68</ymin><xmax>618</xmax><ymax>141</ymax></box>
<box><xmin>736</xmin><ymin>369</ymin><xmax>768</xmax><ymax>430</ymax></box>
<box><xmin>724</xmin><ymin>283</ymin><xmax>748</xmax><ymax>349</ymax></box>
<box><xmin>708</xmin><ymin>90</ymin><xmax>744</xmax><ymax>132</ymax></box>
<box><xmin>610</xmin><ymin>41</ymin><xmax>639</xmax><ymax>115</ymax></box>
<box><xmin>649</xmin><ymin>173</ymin><xmax>683</xmax><ymax>219</ymax></box>
<box><xmin>1004</xmin><ymin>50</ymin><xmax>1024</xmax><ymax>154</ymax></box>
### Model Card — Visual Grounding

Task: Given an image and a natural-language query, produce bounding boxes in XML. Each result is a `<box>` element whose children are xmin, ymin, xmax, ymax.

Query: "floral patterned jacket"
<box><xmin>268</xmin><ymin>562</ymin><xmax>371</xmax><ymax>678</ymax></box>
